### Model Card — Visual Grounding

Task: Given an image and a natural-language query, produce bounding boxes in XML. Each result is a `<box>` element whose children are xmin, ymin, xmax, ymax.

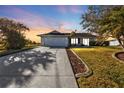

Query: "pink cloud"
<box><xmin>60</xmin><ymin>21</ymin><xmax>75</xmax><ymax>28</ymax></box>
<box><xmin>59</xmin><ymin>21</ymin><xmax>79</xmax><ymax>31</ymax></box>
<box><xmin>3</xmin><ymin>6</ymin><xmax>58</xmax><ymax>30</ymax></box>
<box><xmin>69</xmin><ymin>6</ymin><xmax>82</xmax><ymax>14</ymax></box>
<box><xmin>58</xmin><ymin>5</ymin><xmax>67</xmax><ymax>14</ymax></box>
<box><xmin>58</xmin><ymin>5</ymin><xmax>82</xmax><ymax>14</ymax></box>
<box><xmin>0</xmin><ymin>6</ymin><xmax>82</xmax><ymax>42</ymax></box>
<box><xmin>2</xmin><ymin>6</ymin><xmax>77</xmax><ymax>35</ymax></box>
<box><xmin>7</xmin><ymin>6</ymin><xmax>47</xmax><ymax>28</ymax></box>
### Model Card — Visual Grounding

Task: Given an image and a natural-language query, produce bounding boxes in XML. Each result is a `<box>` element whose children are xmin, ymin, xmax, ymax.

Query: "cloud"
<box><xmin>58</xmin><ymin>6</ymin><xmax>67</xmax><ymax>14</ymax></box>
<box><xmin>1</xmin><ymin>6</ymin><xmax>78</xmax><ymax>31</ymax></box>
<box><xmin>58</xmin><ymin>5</ymin><xmax>82</xmax><ymax>14</ymax></box>
<box><xmin>8</xmin><ymin>6</ymin><xmax>74</xmax><ymax>31</ymax></box>
<box><xmin>0</xmin><ymin>6</ymin><xmax>79</xmax><ymax>42</ymax></box>
<box><xmin>69</xmin><ymin>6</ymin><xmax>82</xmax><ymax>14</ymax></box>
<box><xmin>6</xmin><ymin>6</ymin><xmax>49</xmax><ymax>28</ymax></box>
<box><xmin>59</xmin><ymin>21</ymin><xmax>76</xmax><ymax>29</ymax></box>
<box><xmin>0</xmin><ymin>6</ymin><xmax>58</xmax><ymax>30</ymax></box>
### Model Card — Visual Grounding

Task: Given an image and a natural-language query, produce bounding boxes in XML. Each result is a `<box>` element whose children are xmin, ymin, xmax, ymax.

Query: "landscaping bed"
<box><xmin>66</xmin><ymin>49</ymin><xmax>87</xmax><ymax>78</ymax></box>
<box><xmin>115</xmin><ymin>52</ymin><xmax>124</xmax><ymax>61</ymax></box>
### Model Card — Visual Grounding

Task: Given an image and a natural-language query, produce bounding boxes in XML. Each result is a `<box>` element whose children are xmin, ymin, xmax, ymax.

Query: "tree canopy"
<box><xmin>80</xmin><ymin>6</ymin><xmax>124</xmax><ymax>48</ymax></box>
<box><xmin>0</xmin><ymin>18</ymin><xmax>29</xmax><ymax>49</ymax></box>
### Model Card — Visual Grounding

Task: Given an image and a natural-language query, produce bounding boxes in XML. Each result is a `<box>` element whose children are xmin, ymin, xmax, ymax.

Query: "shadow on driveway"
<box><xmin>0</xmin><ymin>50</ymin><xmax>56</xmax><ymax>87</ymax></box>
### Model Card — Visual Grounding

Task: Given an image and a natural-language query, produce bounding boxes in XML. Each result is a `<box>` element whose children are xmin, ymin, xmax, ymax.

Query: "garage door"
<box><xmin>43</xmin><ymin>37</ymin><xmax>68</xmax><ymax>47</ymax></box>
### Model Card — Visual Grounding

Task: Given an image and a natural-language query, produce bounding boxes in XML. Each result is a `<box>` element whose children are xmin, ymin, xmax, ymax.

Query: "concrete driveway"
<box><xmin>0</xmin><ymin>47</ymin><xmax>78</xmax><ymax>88</ymax></box>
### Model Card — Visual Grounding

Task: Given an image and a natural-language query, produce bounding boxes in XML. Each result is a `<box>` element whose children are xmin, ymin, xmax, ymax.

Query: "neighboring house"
<box><xmin>107</xmin><ymin>37</ymin><xmax>120</xmax><ymax>46</ymax></box>
<box><xmin>110</xmin><ymin>40</ymin><xmax>120</xmax><ymax>46</ymax></box>
<box><xmin>38</xmin><ymin>30</ymin><xmax>97</xmax><ymax>47</ymax></box>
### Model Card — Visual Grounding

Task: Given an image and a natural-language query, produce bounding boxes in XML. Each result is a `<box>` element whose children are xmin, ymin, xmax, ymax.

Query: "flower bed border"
<box><xmin>112</xmin><ymin>51</ymin><xmax>124</xmax><ymax>63</ymax></box>
<box><xmin>66</xmin><ymin>48</ymin><xmax>93</xmax><ymax>78</ymax></box>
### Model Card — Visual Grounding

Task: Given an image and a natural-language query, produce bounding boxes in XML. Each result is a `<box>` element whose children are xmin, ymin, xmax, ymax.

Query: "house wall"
<box><xmin>42</xmin><ymin>36</ymin><xmax>69</xmax><ymax>47</ymax></box>
<box><xmin>41</xmin><ymin>35</ymin><xmax>96</xmax><ymax>47</ymax></box>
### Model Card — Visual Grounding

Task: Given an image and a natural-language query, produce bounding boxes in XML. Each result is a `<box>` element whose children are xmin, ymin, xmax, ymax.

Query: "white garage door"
<box><xmin>43</xmin><ymin>37</ymin><xmax>68</xmax><ymax>47</ymax></box>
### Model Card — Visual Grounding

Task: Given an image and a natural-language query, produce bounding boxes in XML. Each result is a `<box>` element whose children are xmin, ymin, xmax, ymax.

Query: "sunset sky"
<box><xmin>0</xmin><ymin>5</ymin><xmax>88</xmax><ymax>42</ymax></box>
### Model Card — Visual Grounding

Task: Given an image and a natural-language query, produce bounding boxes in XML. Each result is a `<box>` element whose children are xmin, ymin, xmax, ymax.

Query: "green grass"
<box><xmin>72</xmin><ymin>46</ymin><xmax>124</xmax><ymax>88</ymax></box>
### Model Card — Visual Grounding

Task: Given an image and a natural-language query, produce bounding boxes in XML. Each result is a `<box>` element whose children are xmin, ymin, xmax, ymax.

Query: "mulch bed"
<box><xmin>66</xmin><ymin>49</ymin><xmax>87</xmax><ymax>75</ymax></box>
<box><xmin>115</xmin><ymin>52</ymin><xmax>124</xmax><ymax>61</ymax></box>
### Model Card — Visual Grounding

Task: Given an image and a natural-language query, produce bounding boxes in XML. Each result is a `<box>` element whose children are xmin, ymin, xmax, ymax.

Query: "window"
<box><xmin>83</xmin><ymin>38</ymin><xmax>89</xmax><ymax>46</ymax></box>
<box><xmin>71</xmin><ymin>38</ymin><xmax>78</xmax><ymax>45</ymax></box>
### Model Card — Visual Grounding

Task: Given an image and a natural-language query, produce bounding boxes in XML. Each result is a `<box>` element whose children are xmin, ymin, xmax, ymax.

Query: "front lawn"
<box><xmin>72</xmin><ymin>46</ymin><xmax>124</xmax><ymax>88</ymax></box>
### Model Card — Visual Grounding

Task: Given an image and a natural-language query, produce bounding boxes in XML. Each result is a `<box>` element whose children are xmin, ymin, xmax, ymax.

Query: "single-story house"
<box><xmin>107</xmin><ymin>37</ymin><xmax>120</xmax><ymax>46</ymax></box>
<box><xmin>38</xmin><ymin>30</ymin><xmax>97</xmax><ymax>47</ymax></box>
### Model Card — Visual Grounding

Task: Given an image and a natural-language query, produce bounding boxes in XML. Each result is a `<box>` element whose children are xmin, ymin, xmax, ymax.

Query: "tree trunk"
<box><xmin>117</xmin><ymin>38</ymin><xmax>124</xmax><ymax>49</ymax></box>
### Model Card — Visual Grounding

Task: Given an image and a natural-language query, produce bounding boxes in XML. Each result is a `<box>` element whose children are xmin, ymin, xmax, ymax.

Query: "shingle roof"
<box><xmin>44</xmin><ymin>30</ymin><xmax>66</xmax><ymax>35</ymax></box>
<box><xmin>38</xmin><ymin>30</ymin><xmax>97</xmax><ymax>38</ymax></box>
<box><xmin>70</xmin><ymin>33</ymin><xmax>96</xmax><ymax>38</ymax></box>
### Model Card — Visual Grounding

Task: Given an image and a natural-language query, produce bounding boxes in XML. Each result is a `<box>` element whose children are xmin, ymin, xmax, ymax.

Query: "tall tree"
<box><xmin>0</xmin><ymin>18</ymin><xmax>29</xmax><ymax>49</ymax></box>
<box><xmin>80</xmin><ymin>5</ymin><xmax>124</xmax><ymax>48</ymax></box>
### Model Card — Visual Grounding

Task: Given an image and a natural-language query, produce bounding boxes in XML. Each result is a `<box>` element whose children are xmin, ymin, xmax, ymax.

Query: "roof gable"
<box><xmin>44</xmin><ymin>30</ymin><xmax>66</xmax><ymax>35</ymax></box>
